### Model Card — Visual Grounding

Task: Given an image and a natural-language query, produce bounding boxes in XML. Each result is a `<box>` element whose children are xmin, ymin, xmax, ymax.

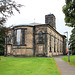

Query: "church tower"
<box><xmin>45</xmin><ymin>14</ymin><xmax>56</xmax><ymax>29</ymax></box>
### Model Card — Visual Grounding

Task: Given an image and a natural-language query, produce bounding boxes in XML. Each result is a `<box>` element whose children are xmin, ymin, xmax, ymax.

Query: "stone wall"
<box><xmin>6</xmin><ymin>26</ymin><xmax>34</xmax><ymax>56</ymax></box>
<box><xmin>5</xmin><ymin>25</ymin><xmax>66</xmax><ymax>57</ymax></box>
<box><xmin>47</xmin><ymin>26</ymin><xmax>64</xmax><ymax>57</ymax></box>
<box><xmin>45</xmin><ymin>14</ymin><xmax>56</xmax><ymax>29</ymax></box>
<box><xmin>35</xmin><ymin>26</ymin><xmax>47</xmax><ymax>56</ymax></box>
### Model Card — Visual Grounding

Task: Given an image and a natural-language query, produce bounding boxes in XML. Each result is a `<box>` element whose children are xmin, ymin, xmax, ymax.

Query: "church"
<box><xmin>5</xmin><ymin>14</ymin><xmax>66</xmax><ymax>57</ymax></box>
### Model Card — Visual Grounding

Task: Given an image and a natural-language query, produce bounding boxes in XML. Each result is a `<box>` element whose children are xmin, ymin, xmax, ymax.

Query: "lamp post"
<box><xmin>64</xmin><ymin>32</ymin><xmax>70</xmax><ymax>62</ymax></box>
<box><xmin>70</xmin><ymin>40</ymin><xmax>72</xmax><ymax>55</ymax></box>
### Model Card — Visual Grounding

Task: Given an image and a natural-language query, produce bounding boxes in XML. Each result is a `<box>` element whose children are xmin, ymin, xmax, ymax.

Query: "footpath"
<box><xmin>54</xmin><ymin>56</ymin><xmax>75</xmax><ymax>75</ymax></box>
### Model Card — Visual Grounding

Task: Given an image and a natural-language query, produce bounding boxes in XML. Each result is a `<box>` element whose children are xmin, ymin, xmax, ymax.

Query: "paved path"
<box><xmin>54</xmin><ymin>56</ymin><xmax>75</xmax><ymax>75</ymax></box>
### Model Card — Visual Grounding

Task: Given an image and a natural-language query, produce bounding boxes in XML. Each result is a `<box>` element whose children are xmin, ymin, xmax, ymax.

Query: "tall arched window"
<box><xmin>57</xmin><ymin>39</ymin><xmax>59</xmax><ymax>52</ymax></box>
<box><xmin>54</xmin><ymin>36</ymin><xmax>56</xmax><ymax>52</ymax></box>
<box><xmin>39</xmin><ymin>31</ymin><xmax>43</xmax><ymax>42</ymax></box>
<box><xmin>17</xmin><ymin>29</ymin><xmax>21</xmax><ymax>45</ymax></box>
<box><xmin>50</xmin><ymin>34</ymin><xmax>51</xmax><ymax>52</ymax></box>
<box><xmin>13</xmin><ymin>28</ymin><xmax>26</xmax><ymax>45</ymax></box>
<box><xmin>13</xmin><ymin>30</ymin><xmax>16</xmax><ymax>44</ymax></box>
<box><xmin>22</xmin><ymin>29</ymin><xmax>25</xmax><ymax>45</ymax></box>
<box><xmin>8</xmin><ymin>34</ymin><xmax>11</xmax><ymax>42</ymax></box>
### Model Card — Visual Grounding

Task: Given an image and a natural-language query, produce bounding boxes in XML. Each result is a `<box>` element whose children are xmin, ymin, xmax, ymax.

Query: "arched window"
<box><xmin>39</xmin><ymin>31</ymin><xmax>43</xmax><ymax>41</ymax></box>
<box><xmin>17</xmin><ymin>29</ymin><xmax>21</xmax><ymax>45</ymax></box>
<box><xmin>13</xmin><ymin>28</ymin><xmax>27</xmax><ymax>45</ymax></box>
<box><xmin>50</xmin><ymin>34</ymin><xmax>51</xmax><ymax>52</ymax></box>
<box><xmin>57</xmin><ymin>39</ymin><xmax>59</xmax><ymax>52</ymax></box>
<box><xmin>13</xmin><ymin>30</ymin><xmax>16</xmax><ymax>44</ymax></box>
<box><xmin>54</xmin><ymin>36</ymin><xmax>56</xmax><ymax>52</ymax></box>
<box><xmin>13</xmin><ymin>29</ymin><xmax>21</xmax><ymax>45</ymax></box>
<box><xmin>22</xmin><ymin>29</ymin><xmax>25</xmax><ymax>45</ymax></box>
<box><xmin>8</xmin><ymin>34</ymin><xmax>11</xmax><ymax>42</ymax></box>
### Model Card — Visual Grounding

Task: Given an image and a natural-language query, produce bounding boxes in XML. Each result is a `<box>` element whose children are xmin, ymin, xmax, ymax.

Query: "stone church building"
<box><xmin>5</xmin><ymin>14</ymin><xmax>66</xmax><ymax>57</ymax></box>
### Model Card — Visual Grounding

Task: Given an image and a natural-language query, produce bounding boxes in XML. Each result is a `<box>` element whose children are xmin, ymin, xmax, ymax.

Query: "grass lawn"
<box><xmin>62</xmin><ymin>55</ymin><xmax>75</xmax><ymax>67</ymax></box>
<box><xmin>0</xmin><ymin>56</ymin><xmax>60</xmax><ymax>75</ymax></box>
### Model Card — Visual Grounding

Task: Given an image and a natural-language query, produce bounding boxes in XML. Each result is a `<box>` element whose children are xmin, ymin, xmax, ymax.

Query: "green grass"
<box><xmin>62</xmin><ymin>55</ymin><xmax>75</xmax><ymax>67</ymax></box>
<box><xmin>0</xmin><ymin>56</ymin><xmax>60</xmax><ymax>75</ymax></box>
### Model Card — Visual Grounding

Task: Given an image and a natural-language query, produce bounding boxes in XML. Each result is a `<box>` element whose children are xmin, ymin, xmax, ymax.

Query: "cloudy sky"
<box><xmin>5</xmin><ymin>0</ymin><xmax>72</xmax><ymax>39</ymax></box>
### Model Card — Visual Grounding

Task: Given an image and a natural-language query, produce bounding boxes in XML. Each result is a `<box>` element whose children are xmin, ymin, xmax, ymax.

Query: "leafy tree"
<box><xmin>0</xmin><ymin>27</ymin><xmax>7</xmax><ymax>55</ymax></box>
<box><xmin>0</xmin><ymin>0</ymin><xmax>22</xmax><ymax>58</ymax></box>
<box><xmin>69</xmin><ymin>28</ymin><xmax>75</xmax><ymax>54</ymax></box>
<box><xmin>63</xmin><ymin>0</ymin><xmax>75</xmax><ymax>54</ymax></box>
<box><xmin>63</xmin><ymin>0</ymin><xmax>75</xmax><ymax>27</ymax></box>
<box><xmin>0</xmin><ymin>0</ymin><xmax>22</xmax><ymax>26</ymax></box>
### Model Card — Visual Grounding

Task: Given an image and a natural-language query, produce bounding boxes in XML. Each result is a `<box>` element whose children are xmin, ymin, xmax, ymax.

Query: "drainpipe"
<box><xmin>33</xmin><ymin>26</ymin><xmax>35</xmax><ymax>56</ymax></box>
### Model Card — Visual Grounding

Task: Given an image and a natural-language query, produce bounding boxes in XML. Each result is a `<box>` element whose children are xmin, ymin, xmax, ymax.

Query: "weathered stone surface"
<box><xmin>5</xmin><ymin>24</ymin><xmax>66</xmax><ymax>57</ymax></box>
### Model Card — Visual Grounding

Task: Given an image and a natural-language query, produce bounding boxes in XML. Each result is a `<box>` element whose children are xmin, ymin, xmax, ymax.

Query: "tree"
<box><xmin>63</xmin><ymin>0</ymin><xmax>75</xmax><ymax>27</ymax></box>
<box><xmin>0</xmin><ymin>0</ymin><xmax>22</xmax><ymax>26</ymax></box>
<box><xmin>63</xmin><ymin>0</ymin><xmax>75</xmax><ymax>54</ymax></box>
<box><xmin>0</xmin><ymin>27</ymin><xmax>8</xmax><ymax>55</ymax></box>
<box><xmin>0</xmin><ymin>27</ymin><xmax>8</xmax><ymax>60</ymax></box>
<box><xmin>0</xmin><ymin>0</ymin><xmax>22</xmax><ymax>59</ymax></box>
<box><xmin>69</xmin><ymin>28</ymin><xmax>75</xmax><ymax>54</ymax></box>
